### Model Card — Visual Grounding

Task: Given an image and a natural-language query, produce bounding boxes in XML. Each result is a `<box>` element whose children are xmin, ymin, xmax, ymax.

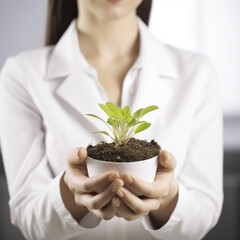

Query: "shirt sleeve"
<box><xmin>0</xmin><ymin>57</ymin><xmax>100</xmax><ymax>240</ymax></box>
<box><xmin>142</xmin><ymin>57</ymin><xmax>223</xmax><ymax>240</ymax></box>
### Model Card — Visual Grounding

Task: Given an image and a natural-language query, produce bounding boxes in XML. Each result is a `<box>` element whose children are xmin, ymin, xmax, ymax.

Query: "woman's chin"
<box><xmin>98</xmin><ymin>8</ymin><xmax>136</xmax><ymax>23</ymax></box>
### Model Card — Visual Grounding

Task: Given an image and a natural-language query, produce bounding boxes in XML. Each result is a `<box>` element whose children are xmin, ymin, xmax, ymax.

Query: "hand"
<box><xmin>111</xmin><ymin>150</ymin><xmax>178</xmax><ymax>227</ymax></box>
<box><xmin>62</xmin><ymin>147</ymin><xmax>123</xmax><ymax>221</ymax></box>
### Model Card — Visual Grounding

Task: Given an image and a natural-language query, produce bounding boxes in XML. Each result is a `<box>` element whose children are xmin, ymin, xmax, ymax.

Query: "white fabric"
<box><xmin>0</xmin><ymin>19</ymin><xmax>223</xmax><ymax>240</ymax></box>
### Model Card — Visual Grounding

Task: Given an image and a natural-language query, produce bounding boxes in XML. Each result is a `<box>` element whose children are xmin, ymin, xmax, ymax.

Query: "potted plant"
<box><xmin>86</xmin><ymin>102</ymin><xmax>161</xmax><ymax>193</ymax></box>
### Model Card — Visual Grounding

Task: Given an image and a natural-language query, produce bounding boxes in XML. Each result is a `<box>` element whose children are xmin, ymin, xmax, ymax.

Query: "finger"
<box><xmin>76</xmin><ymin>181</ymin><xmax>118</xmax><ymax>209</ymax></box>
<box><xmin>116</xmin><ymin>213</ymin><xmax>122</xmax><ymax>218</ymax></box>
<box><xmin>66</xmin><ymin>147</ymin><xmax>88</xmax><ymax>178</ymax></box>
<box><xmin>91</xmin><ymin>202</ymin><xmax>116</xmax><ymax>220</ymax></box>
<box><xmin>90</xmin><ymin>180</ymin><xmax>122</xmax><ymax>209</ymax></box>
<box><xmin>122</xmin><ymin>173</ymin><xmax>160</xmax><ymax>198</ymax></box>
<box><xmin>158</xmin><ymin>150</ymin><xmax>177</xmax><ymax>172</ymax></box>
<box><xmin>115</xmin><ymin>187</ymin><xmax>160</xmax><ymax>214</ymax></box>
<box><xmin>67</xmin><ymin>147</ymin><xmax>87</xmax><ymax>166</ymax></box>
<box><xmin>112</xmin><ymin>179</ymin><xmax>124</xmax><ymax>193</ymax></box>
<box><xmin>66</xmin><ymin>147</ymin><xmax>120</xmax><ymax>193</ymax></box>
<box><xmin>112</xmin><ymin>197</ymin><xmax>143</xmax><ymax>221</ymax></box>
<box><xmin>65</xmin><ymin>148</ymin><xmax>87</xmax><ymax>189</ymax></box>
<box><xmin>70</xmin><ymin>171</ymin><xmax>120</xmax><ymax>194</ymax></box>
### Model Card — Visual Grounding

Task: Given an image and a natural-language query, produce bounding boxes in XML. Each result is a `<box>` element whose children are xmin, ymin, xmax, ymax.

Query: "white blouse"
<box><xmin>0</xmin><ymin>19</ymin><xmax>223</xmax><ymax>240</ymax></box>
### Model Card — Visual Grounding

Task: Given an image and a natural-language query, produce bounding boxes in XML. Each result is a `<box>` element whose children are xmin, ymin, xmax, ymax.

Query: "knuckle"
<box><xmin>145</xmin><ymin>188</ymin><xmax>154</xmax><ymax>197</ymax></box>
<box><xmin>90</xmin><ymin>199</ymin><xmax>101</xmax><ymax>210</ymax></box>
<box><xmin>68</xmin><ymin>182</ymin><xmax>78</xmax><ymax>194</ymax></box>
<box><xmin>68</xmin><ymin>184</ymin><xmax>75</xmax><ymax>193</ymax></box>
<box><xmin>81</xmin><ymin>182</ymin><xmax>92</xmax><ymax>192</ymax></box>
<box><xmin>162</xmin><ymin>184</ymin><xmax>170</xmax><ymax>198</ymax></box>
<box><xmin>151</xmin><ymin>201</ymin><xmax>160</xmax><ymax>211</ymax></box>
<box><xmin>134</xmin><ymin>205</ymin><xmax>145</xmax><ymax>214</ymax></box>
<box><xmin>102</xmin><ymin>214</ymin><xmax>112</xmax><ymax>221</ymax></box>
<box><xmin>74</xmin><ymin>195</ymin><xmax>81</xmax><ymax>206</ymax></box>
<box><xmin>157</xmin><ymin>182</ymin><xmax>169</xmax><ymax>199</ymax></box>
<box><xmin>124</xmin><ymin>215</ymin><xmax>136</xmax><ymax>221</ymax></box>
<box><xmin>96</xmin><ymin>209</ymin><xmax>114</xmax><ymax>220</ymax></box>
<box><xmin>164</xmin><ymin>189</ymin><xmax>169</xmax><ymax>198</ymax></box>
<box><xmin>144</xmin><ymin>211</ymin><xmax>150</xmax><ymax>216</ymax></box>
<box><xmin>155</xmin><ymin>202</ymin><xmax>161</xmax><ymax>210</ymax></box>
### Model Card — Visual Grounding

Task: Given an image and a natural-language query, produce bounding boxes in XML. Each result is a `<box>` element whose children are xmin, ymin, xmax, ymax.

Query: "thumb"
<box><xmin>158</xmin><ymin>150</ymin><xmax>177</xmax><ymax>172</ymax></box>
<box><xmin>67</xmin><ymin>147</ymin><xmax>87</xmax><ymax>166</ymax></box>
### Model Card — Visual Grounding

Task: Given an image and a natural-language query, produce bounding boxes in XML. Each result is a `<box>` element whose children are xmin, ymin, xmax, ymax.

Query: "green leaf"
<box><xmin>87</xmin><ymin>102</ymin><xmax>158</xmax><ymax>144</ymax></box>
<box><xmin>117</xmin><ymin>105</ymin><xmax>124</xmax><ymax>118</ymax></box>
<box><xmin>99</xmin><ymin>103</ymin><xmax>115</xmax><ymax>118</ymax></box>
<box><xmin>127</xmin><ymin>117</ymin><xmax>137</xmax><ymax>127</ymax></box>
<box><xmin>134</xmin><ymin>122</ymin><xmax>151</xmax><ymax>134</ymax></box>
<box><xmin>130</xmin><ymin>120</ymin><xmax>145</xmax><ymax>127</ymax></box>
<box><xmin>133</xmin><ymin>108</ymin><xmax>143</xmax><ymax>119</ymax></box>
<box><xmin>126</xmin><ymin>115</ymin><xmax>134</xmax><ymax>125</ymax></box>
<box><xmin>122</xmin><ymin>105</ymin><xmax>131</xmax><ymax>119</ymax></box>
<box><xmin>139</xmin><ymin>105</ymin><xmax>159</xmax><ymax>119</ymax></box>
<box><xmin>107</xmin><ymin>118</ymin><xmax>117</xmax><ymax>128</ymax></box>
<box><xmin>105</xmin><ymin>102</ymin><xmax>122</xmax><ymax>118</ymax></box>
<box><xmin>94</xmin><ymin>131</ymin><xmax>112</xmax><ymax>137</ymax></box>
<box><xmin>86</xmin><ymin>113</ymin><xmax>107</xmax><ymax>124</ymax></box>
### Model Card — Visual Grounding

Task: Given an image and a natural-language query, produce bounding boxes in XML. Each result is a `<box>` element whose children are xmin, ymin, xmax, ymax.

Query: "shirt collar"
<box><xmin>45</xmin><ymin>20</ymin><xmax>91</xmax><ymax>80</ymax></box>
<box><xmin>45</xmin><ymin>18</ymin><xmax>178</xmax><ymax>80</ymax></box>
<box><xmin>136</xmin><ymin>18</ymin><xmax>178</xmax><ymax>79</ymax></box>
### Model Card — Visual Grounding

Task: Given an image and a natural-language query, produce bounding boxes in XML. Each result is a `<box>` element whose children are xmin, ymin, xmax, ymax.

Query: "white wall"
<box><xmin>150</xmin><ymin>0</ymin><xmax>240</xmax><ymax>116</ymax></box>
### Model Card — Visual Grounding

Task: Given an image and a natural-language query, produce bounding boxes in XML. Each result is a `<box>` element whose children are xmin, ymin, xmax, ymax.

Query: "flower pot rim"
<box><xmin>86</xmin><ymin>155</ymin><xmax>158</xmax><ymax>165</ymax></box>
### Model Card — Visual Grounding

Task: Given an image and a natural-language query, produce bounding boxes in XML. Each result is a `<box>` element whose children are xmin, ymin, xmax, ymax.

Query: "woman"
<box><xmin>0</xmin><ymin>0</ymin><xmax>223</xmax><ymax>239</ymax></box>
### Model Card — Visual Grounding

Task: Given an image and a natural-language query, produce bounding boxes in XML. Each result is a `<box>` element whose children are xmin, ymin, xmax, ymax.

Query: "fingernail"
<box><xmin>116</xmin><ymin>189</ymin><xmax>124</xmax><ymax>198</ymax></box>
<box><xmin>108</xmin><ymin>173</ymin><xmax>118</xmax><ymax>182</ymax></box>
<box><xmin>112</xmin><ymin>182</ymin><xmax>121</xmax><ymax>192</ymax></box>
<box><xmin>113</xmin><ymin>198</ymin><xmax>120</xmax><ymax>207</ymax></box>
<box><xmin>123</xmin><ymin>174</ymin><xmax>133</xmax><ymax>184</ymax></box>
<box><xmin>79</xmin><ymin>147</ymin><xmax>87</xmax><ymax>158</ymax></box>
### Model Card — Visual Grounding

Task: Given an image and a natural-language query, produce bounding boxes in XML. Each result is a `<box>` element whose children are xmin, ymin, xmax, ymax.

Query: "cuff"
<box><xmin>50</xmin><ymin>172</ymin><xmax>101</xmax><ymax>230</ymax></box>
<box><xmin>142</xmin><ymin>181</ymin><xmax>190</xmax><ymax>237</ymax></box>
<box><xmin>78</xmin><ymin>211</ymin><xmax>101</xmax><ymax>228</ymax></box>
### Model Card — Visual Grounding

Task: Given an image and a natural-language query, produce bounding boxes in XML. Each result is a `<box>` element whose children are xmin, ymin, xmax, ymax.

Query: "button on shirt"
<box><xmin>0</xmin><ymin>18</ymin><xmax>223</xmax><ymax>240</ymax></box>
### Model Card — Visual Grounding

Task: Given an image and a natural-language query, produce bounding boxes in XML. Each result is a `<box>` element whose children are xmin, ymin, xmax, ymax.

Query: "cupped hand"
<box><xmin>63</xmin><ymin>147</ymin><xmax>123</xmax><ymax>220</ymax></box>
<box><xmin>111</xmin><ymin>150</ymin><xmax>178</xmax><ymax>226</ymax></box>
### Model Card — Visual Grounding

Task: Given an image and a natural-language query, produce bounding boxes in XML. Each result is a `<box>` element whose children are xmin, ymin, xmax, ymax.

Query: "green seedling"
<box><xmin>86</xmin><ymin>102</ymin><xmax>158</xmax><ymax>145</ymax></box>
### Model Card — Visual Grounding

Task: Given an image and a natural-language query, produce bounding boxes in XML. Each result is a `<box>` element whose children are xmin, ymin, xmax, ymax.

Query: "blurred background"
<box><xmin>0</xmin><ymin>0</ymin><xmax>239</xmax><ymax>239</ymax></box>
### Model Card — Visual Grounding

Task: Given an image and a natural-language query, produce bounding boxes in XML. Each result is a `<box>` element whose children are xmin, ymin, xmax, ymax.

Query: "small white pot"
<box><xmin>86</xmin><ymin>155</ymin><xmax>158</xmax><ymax>194</ymax></box>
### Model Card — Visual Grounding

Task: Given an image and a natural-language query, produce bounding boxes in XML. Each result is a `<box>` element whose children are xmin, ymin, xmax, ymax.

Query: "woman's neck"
<box><xmin>76</xmin><ymin>13</ymin><xmax>139</xmax><ymax>61</ymax></box>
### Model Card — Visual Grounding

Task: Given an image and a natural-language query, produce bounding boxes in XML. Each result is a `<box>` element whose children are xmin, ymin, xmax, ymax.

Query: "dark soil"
<box><xmin>87</xmin><ymin>138</ymin><xmax>161</xmax><ymax>162</ymax></box>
